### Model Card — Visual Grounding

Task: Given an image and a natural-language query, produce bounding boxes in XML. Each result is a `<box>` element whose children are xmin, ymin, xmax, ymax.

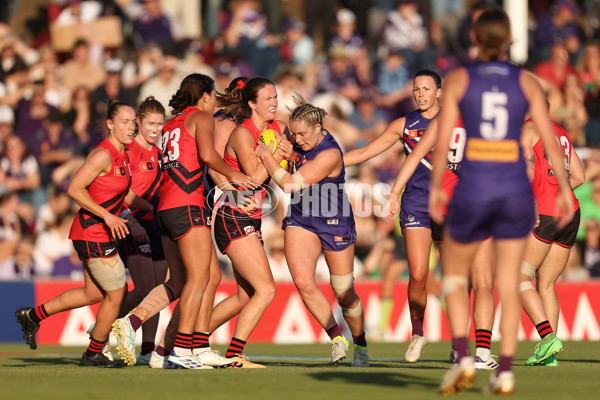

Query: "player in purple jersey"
<box><xmin>256</xmin><ymin>96</ymin><xmax>369</xmax><ymax>367</ymax></box>
<box><xmin>344</xmin><ymin>70</ymin><xmax>441</xmax><ymax>362</ymax></box>
<box><xmin>430</xmin><ymin>8</ymin><xmax>574</xmax><ymax>395</ymax></box>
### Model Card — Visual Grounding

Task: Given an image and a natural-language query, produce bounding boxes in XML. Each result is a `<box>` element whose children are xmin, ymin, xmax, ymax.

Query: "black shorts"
<box><xmin>533</xmin><ymin>209</ymin><xmax>581</xmax><ymax>248</ymax></box>
<box><xmin>117</xmin><ymin>219</ymin><xmax>165</xmax><ymax>261</ymax></box>
<box><xmin>73</xmin><ymin>240</ymin><xmax>119</xmax><ymax>262</ymax></box>
<box><xmin>213</xmin><ymin>206</ymin><xmax>262</xmax><ymax>254</ymax></box>
<box><xmin>431</xmin><ymin>218</ymin><xmax>445</xmax><ymax>243</ymax></box>
<box><xmin>157</xmin><ymin>205</ymin><xmax>211</xmax><ymax>241</ymax></box>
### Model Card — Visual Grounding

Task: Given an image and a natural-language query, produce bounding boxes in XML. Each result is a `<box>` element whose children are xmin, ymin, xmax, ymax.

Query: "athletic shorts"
<box><xmin>157</xmin><ymin>205</ymin><xmax>211</xmax><ymax>241</ymax></box>
<box><xmin>533</xmin><ymin>209</ymin><xmax>581</xmax><ymax>248</ymax></box>
<box><xmin>73</xmin><ymin>239</ymin><xmax>119</xmax><ymax>262</ymax></box>
<box><xmin>400</xmin><ymin>207</ymin><xmax>431</xmax><ymax>229</ymax></box>
<box><xmin>431</xmin><ymin>218</ymin><xmax>445</xmax><ymax>243</ymax></box>
<box><xmin>447</xmin><ymin>191</ymin><xmax>535</xmax><ymax>243</ymax></box>
<box><xmin>283</xmin><ymin>217</ymin><xmax>356</xmax><ymax>251</ymax></box>
<box><xmin>117</xmin><ymin>219</ymin><xmax>165</xmax><ymax>261</ymax></box>
<box><xmin>213</xmin><ymin>205</ymin><xmax>263</xmax><ymax>254</ymax></box>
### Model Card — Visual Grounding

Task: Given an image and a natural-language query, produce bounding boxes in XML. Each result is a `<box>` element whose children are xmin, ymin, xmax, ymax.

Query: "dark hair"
<box><xmin>473</xmin><ymin>8</ymin><xmax>511</xmax><ymax>62</ymax></box>
<box><xmin>217</xmin><ymin>77</ymin><xmax>274</xmax><ymax>124</ymax></box>
<box><xmin>137</xmin><ymin>95</ymin><xmax>165</xmax><ymax>122</ymax></box>
<box><xmin>107</xmin><ymin>99</ymin><xmax>130</xmax><ymax>122</ymax></box>
<box><xmin>169</xmin><ymin>74</ymin><xmax>215</xmax><ymax>115</ymax></box>
<box><xmin>414</xmin><ymin>69</ymin><xmax>442</xmax><ymax>89</ymax></box>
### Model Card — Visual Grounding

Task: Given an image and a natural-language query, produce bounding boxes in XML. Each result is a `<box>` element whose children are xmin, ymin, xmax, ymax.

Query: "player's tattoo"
<box><xmin>528</xmin><ymin>147</ymin><xmax>535</xmax><ymax>168</ymax></box>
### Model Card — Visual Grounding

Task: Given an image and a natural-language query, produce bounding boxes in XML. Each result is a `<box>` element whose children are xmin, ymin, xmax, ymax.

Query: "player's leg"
<box><xmin>403</xmin><ymin>227</ymin><xmax>432</xmax><ymax>362</ymax></box>
<box><xmin>324</xmin><ymin>243</ymin><xmax>369</xmax><ymax>367</ymax></box>
<box><xmin>470</xmin><ymin>239</ymin><xmax>498</xmax><ymax>370</ymax></box>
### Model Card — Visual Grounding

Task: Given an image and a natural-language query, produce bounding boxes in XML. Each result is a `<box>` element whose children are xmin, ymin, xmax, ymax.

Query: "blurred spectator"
<box><xmin>266</xmin><ymin>231</ymin><xmax>292</xmax><ymax>282</ymax></box>
<box><xmin>121</xmin><ymin>43</ymin><xmax>161</xmax><ymax>90</ymax></box>
<box><xmin>0</xmin><ymin>186</ymin><xmax>21</xmax><ymax>275</ymax></box>
<box><xmin>281</xmin><ymin>18</ymin><xmax>317</xmax><ymax>91</ymax></box>
<box><xmin>0</xmin><ymin>235</ymin><xmax>36</xmax><ymax>281</ymax></box>
<box><xmin>137</xmin><ymin>55</ymin><xmax>183</xmax><ymax>117</ymax></box>
<box><xmin>552</xmin><ymin>73</ymin><xmax>587</xmax><ymax>145</ymax></box>
<box><xmin>317</xmin><ymin>46</ymin><xmax>362</xmax><ymax>103</ymax></box>
<box><xmin>348</xmin><ymin>89</ymin><xmax>388</xmax><ymax>146</ymax></box>
<box><xmin>578</xmin><ymin>43</ymin><xmax>600</xmax><ymax>147</ymax></box>
<box><xmin>274</xmin><ymin>69</ymin><xmax>306</xmax><ymax>122</ymax></box>
<box><xmin>0</xmin><ymin>105</ymin><xmax>14</xmax><ymax>154</ymax></box>
<box><xmin>375</xmin><ymin>47</ymin><xmax>413</xmax><ymax>119</ymax></box>
<box><xmin>33</xmin><ymin>210</ymin><xmax>76</xmax><ymax>277</ymax></box>
<box><xmin>92</xmin><ymin>58</ymin><xmax>135</xmax><ymax>115</ymax></box>
<box><xmin>330</xmin><ymin>8</ymin><xmax>370</xmax><ymax>84</ymax></box>
<box><xmin>533</xmin><ymin>0</ymin><xmax>582</xmax><ymax>64</ymax></box>
<box><xmin>222</xmin><ymin>0</ymin><xmax>281</xmax><ymax>79</ymax></box>
<box><xmin>116</xmin><ymin>0</ymin><xmax>185</xmax><ymax>49</ymax></box>
<box><xmin>63</xmin><ymin>85</ymin><xmax>98</xmax><ymax>154</ymax></box>
<box><xmin>38</xmin><ymin>109</ymin><xmax>78</xmax><ymax>187</ymax></box>
<box><xmin>181</xmin><ymin>40</ymin><xmax>216</xmax><ymax>78</ymax></box>
<box><xmin>35</xmin><ymin>186</ymin><xmax>72</xmax><ymax>234</ymax></box>
<box><xmin>534</xmin><ymin>42</ymin><xmax>577</xmax><ymax>92</ymax></box>
<box><xmin>456</xmin><ymin>1</ymin><xmax>489</xmax><ymax>63</ymax></box>
<box><xmin>379</xmin><ymin>0</ymin><xmax>432</xmax><ymax>73</ymax></box>
<box><xmin>55</xmin><ymin>0</ymin><xmax>103</xmax><ymax>25</ymax></box>
<box><xmin>159</xmin><ymin>0</ymin><xmax>201</xmax><ymax>40</ymax></box>
<box><xmin>53</xmin><ymin>248</ymin><xmax>84</xmax><ymax>279</ymax></box>
<box><xmin>14</xmin><ymin>83</ymin><xmax>51</xmax><ymax>158</ymax></box>
<box><xmin>61</xmin><ymin>39</ymin><xmax>105</xmax><ymax>93</ymax></box>
<box><xmin>0</xmin><ymin>135</ymin><xmax>45</xmax><ymax>213</ymax></box>
<box><xmin>303</xmin><ymin>0</ymin><xmax>336</xmax><ymax>54</ymax></box>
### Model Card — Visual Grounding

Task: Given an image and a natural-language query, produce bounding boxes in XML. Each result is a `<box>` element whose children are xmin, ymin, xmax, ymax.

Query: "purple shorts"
<box><xmin>400</xmin><ymin>207</ymin><xmax>431</xmax><ymax>229</ymax></box>
<box><xmin>283</xmin><ymin>218</ymin><xmax>356</xmax><ymax>251</ymax></box>
<box><xmin>446</xmin><ymin>190</ymin><xmax>535</xmax><ymax>243</ymax></box>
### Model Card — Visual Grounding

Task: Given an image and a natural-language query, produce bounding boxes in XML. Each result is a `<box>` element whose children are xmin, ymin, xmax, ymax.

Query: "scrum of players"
<box><xmin>14</xmin><ymin>8</ymin><xmax>578</xmax><ymax>396</ymax></box>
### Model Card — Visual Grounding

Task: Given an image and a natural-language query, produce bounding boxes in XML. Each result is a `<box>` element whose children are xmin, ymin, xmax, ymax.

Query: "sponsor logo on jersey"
<box><xmin>243</xmin><ymin>225</ymin><xmax>256</xmax><ymax>235</ymax></box>
<box><xmin>138</xmin><ymin>244</ymin><xmax>152</xmax><ymax>255</ymax></box>
<box><xmin>466</xmin><ymin>138</ymin><xmax>519</xmax><ymax>162</ymax></box>
<box><xmin>140</xmin><ymin>162</ymin><xmax>154</xmax><ymax>171</ymax></box>
<box><xmin>114</xmin><ymin>166</ymin><xmax>127</xmax><ymax>176</ymax></box>
<box><xmin>408</xmin><ymin>120</ymin><xmax>420</xmax><ymax>128</ymax></box>
<box><xmin>408</xmin><ymin>129</ymin><xmax>424</xmax><ymax>139</ymax></box>
<box><xmin>327</xmin><ymin>219</ymin><xmax>339</xmax><ymax>225</ymax></box>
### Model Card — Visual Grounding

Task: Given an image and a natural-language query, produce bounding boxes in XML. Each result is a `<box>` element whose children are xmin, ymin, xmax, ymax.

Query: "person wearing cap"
<box><xmin>330</xmin><ymin>9</ymin><xmax>370</xmax><ymax>85</ymax></box>
<box><xmin>92</xmin><ymin>58</ymin><xmax>135</xmax><ymax>118</ymax></box>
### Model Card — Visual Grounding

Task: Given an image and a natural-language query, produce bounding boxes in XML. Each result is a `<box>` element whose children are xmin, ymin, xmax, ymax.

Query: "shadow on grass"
<box><xmin>10</xmin><ymin>357</ymin><xmax>129</xmax><ymax>368</ymax></box>
<box><xmin>305</xmin><ymin>369</ymin><xmax>439</xmax><ymax>390</ymax></box>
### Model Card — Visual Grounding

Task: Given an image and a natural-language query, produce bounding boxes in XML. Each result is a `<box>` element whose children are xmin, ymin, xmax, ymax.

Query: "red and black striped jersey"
<box><xmin>126</xmin><ymin>139</ymin><xmax>161</xmax><ymax>221</ymax></box>
<box><xmin>158</xmin><ymin>106</ymin><xmax>206</xmax><ymax>211</ymax></box>
<box><xmin>69</xmin><ymin>139</ymin><xmax>132</xmax><ymax>242</ymax></box>
<box><xmin>223</xmin><ymin>118</ymin><xmax>281</xmax><ymax>219</ymax></box>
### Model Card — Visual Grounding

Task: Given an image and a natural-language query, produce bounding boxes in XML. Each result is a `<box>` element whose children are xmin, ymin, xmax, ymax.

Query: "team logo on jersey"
<box><xmin>140</xmin><ymin>162</ymin><xmax>154</xmax><ymax>171</ymax></box>
<box><xmin>294</xmin><ymin>153</ymin><xmax>309</xmax><ymax>165</ymax></box>
<box><xmin>114</xmin><ymin>166</ymin><xmax>127</xmax><ymax>176</ymax></box>
<box><xmin>243</xmin><ymin>225</ymin><xmax>256</xmax><ymax>235</ymax></box>
<box><xmin>408</xmin><ymin>215</ymin><xmax>415</xmax><ymax>222</ymax></box>
<box><xmin>408</xmin><ymin>129</ymin><xmax>424</xmax><ymax>139</ymax></box>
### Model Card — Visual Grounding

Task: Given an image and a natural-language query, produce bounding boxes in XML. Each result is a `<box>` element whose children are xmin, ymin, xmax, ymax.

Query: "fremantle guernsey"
<box><xmin>126</xmin><ymin>139</ymin><xmax>161</xmax><ymax>221</ymax></box>
<box><xmin>455</xmin><ymin>61</ymin><xmax>531</xmax><ymax>202</ymax></box>
<box><xmin>69</xmin><ymin>139</ymin><xmax>131</xmax><ymax>242</ymax></box>
<box><xmin>223</xmin><ymin>118</ymin><xmax>281</xmax><ymax>219</ymax></box>
<box><xmin>530</xmin><ymin>119</ymin><xmax>579</xmax><ymax>216</ymax></box>
<box><xmin>402</xmin><ymin>109</ymin><xmax>437</xmax><ymax>213</ymax></box>
<box><xmin>158</xmin><ymin>106</ymin><xmax>206</xmax><ymax>211</ymax></box>
<box><xmin>285</xmin><ymin>131</ymin><xmax>354</xmax><ymax>234</ymax></box>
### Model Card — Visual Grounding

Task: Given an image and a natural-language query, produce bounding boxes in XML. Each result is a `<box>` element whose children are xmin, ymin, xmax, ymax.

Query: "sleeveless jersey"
<box><xmin>440</xmin><ymin>116</ymin><xmax>466</xmax><ymax>214</ymax></box>
<box><xmin>158</xmin><ymin>107</ymin><xmax>206</xmax><ymax>211</ymax></box>
<box><xmin>69</xmin><ymin>139</ymin><xmax>131</xmax><ymax>242</ymax></box>
<box><xmin>530</xmin><ymin>120</ymin><xmax>579</xmax><ymax>216</ymax></box>
<box><xmin>223</xmin><ymin>118</ymin><xmax>281</xmax><ymax>219</ymax></box>
<box><xmin>402</xmin><ymin>109</ymin><xmax>437</xmax><ymax>213</ymax></box>
<box><xmin>287</xmin><ymin>131</ymin><xmax>354</xmax><ymax>234</ymax></box>
<box><xmin>455</xmin><ymin>61</ymin><xmax>531</xmax><ymax>202</ymax></box>
<box><xmin>126</xmin><ymin>139</ymin><xmax>162</xmax><ymax>221</ymax></box>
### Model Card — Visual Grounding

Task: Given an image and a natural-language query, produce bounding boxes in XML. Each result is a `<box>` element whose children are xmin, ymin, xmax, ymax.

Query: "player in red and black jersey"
<box><xmin>15</xmin><ymin>100</ymin><xmax>152</xmax><ymax>367</ymax></box>
<box><xmin>208</xmin><ymin>77</ymin><xmax>292</xmax><ymax>368</ymax></box>
<box><xmin>114</xmin><ymin>96</ymin><xmax>168</xmax><ymax>365</ymax></box>
<box><xmin>519</xmin><ymin>117</ymin><xmax>585</xmax><ymax>366</ymax></box>
<box><xmin>111</xmin><ymin>74</ymin><xmax>256</xmax><ymax>369</ymax></box>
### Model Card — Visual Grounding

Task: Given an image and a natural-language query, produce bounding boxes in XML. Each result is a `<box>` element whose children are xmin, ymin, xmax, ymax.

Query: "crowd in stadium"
<box><xmin>1</xmin><ymin>0</ymin><xmax>600</xmax><ymax>284</ymax></box>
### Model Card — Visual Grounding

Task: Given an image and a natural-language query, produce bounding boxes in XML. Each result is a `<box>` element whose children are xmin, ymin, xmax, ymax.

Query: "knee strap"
<box><xmin>342</xmin><ymin>300</ymin><xmax>363</xmax><ymax>317</ymax></box>
<box><xmin>442</xmin><ymin>275</ymin><xmax>469</xmax><ymax>295</ymax></box>
<box><xmin>521</xmin><ymin>261</ymin><xmax>538</xmax><ymax>279</ymax></box>
<box><xmin>330</xmin><ymin>273</ymin><xmax>354</xmax><ymax>297</ymax></box>
<box><xmin>86</xmin><ymin>256</ymin><xmax>126</xmax><ymax>291</ymax></box>
<box><xmin>519</xmin><ymin>281</ymin><xmax>536</xmax><ymax>292</ymax></box>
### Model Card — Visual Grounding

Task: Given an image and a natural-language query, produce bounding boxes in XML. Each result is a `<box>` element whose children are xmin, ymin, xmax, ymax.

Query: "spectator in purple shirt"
<box><xmin>534</xmin><ymin>0</ymin><xmax>582</xmax><ymax>64</ymax></box>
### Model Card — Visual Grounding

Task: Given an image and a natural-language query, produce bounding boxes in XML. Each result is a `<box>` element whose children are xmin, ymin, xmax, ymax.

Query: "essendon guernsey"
<box><xmin>126</xmin><ymin>139</ymin><xmax>162</xmax><ymax>221</ymax></box>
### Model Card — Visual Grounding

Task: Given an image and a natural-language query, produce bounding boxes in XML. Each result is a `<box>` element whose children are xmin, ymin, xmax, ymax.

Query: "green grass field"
<box><xmin>1</xmin><ymin>341</ymin><xmax>597</xmax><ymax>400</ymax></box>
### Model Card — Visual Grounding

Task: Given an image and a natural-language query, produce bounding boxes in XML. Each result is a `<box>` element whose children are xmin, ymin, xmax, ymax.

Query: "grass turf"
<box><xmin>1</xmin><ymin>341</ymin><xmax>598</xmax><ymax>400</ymax></box>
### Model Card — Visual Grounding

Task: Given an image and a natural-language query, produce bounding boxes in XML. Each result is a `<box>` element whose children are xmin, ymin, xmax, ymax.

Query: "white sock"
<box><xmin>173</xmin><ymin>346</ymin><xmax>192</xmax><ymax>356</ymax></box>
<box><xmin>476</xmin><ymin>347</ymin><xmax>491</xmax><ymax>360</ymax></box>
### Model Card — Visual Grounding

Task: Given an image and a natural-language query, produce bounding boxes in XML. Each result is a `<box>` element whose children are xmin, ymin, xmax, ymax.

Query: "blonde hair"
<box><xmin>287</xmin><ymin>94</ymin><xmax>328</xmax><ymax>127</ymax></box>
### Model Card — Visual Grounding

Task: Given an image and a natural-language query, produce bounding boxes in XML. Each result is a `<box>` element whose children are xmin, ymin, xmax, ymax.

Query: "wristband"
<box><xmin>119</xmin><ymin>208</ymin><xmax>132</xmax><ymax>218</ymax></box>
